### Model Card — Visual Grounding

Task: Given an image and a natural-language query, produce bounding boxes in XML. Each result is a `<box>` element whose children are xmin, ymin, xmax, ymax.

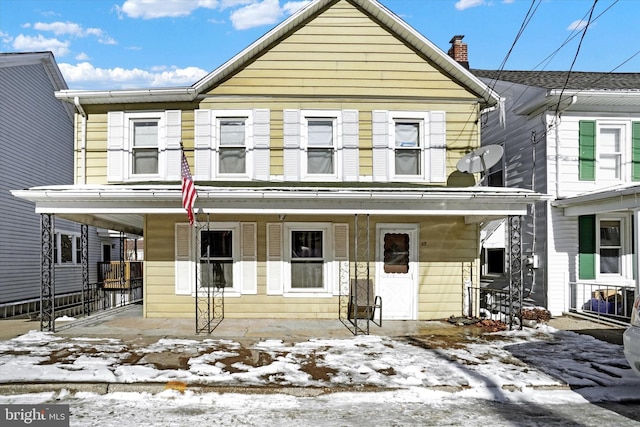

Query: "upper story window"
<box><xmin>372</xmin><ymin>110</ymin><xmax>446</xmax><ymax>183</ymax></box>
<box><xmin>283</xmin><ymin>109</ymin><xmax>359</xmax><ymax>182</ymax></box>
<box><xmin>393</xmin><ymin>120</ymin><xmax>422</xmax><ymax>176</ymax></box>
<box><xmin>108</xmin><ymin>110</ymin><xmax>182</xmax><ymax>182</ymax></box>
<box><xmin>132</xmin><ymin>120</ymin><xmax>159</xmax><ymax>175</ymax></box>
<box><xmin>218</xmin><ymin>118</ymin><xmax>247</xmax><ymax>175</ymax></box>
<box><xmin>579</xmin><ymin>120</ymin><xmax>640</xmax><ymax>183</ymax></box>
<box><xmin>194</xmin><ymin>109</ymin><xmax>271</xmax><ymax>181</ymax></box>
<box><xmin>305</xmin><ymin>117</ymin><xmax>337</xmax><ymax>177</ymax></box>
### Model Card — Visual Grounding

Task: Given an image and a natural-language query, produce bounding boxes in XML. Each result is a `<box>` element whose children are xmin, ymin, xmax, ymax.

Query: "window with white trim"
<box><xmin>598</xmin><ymin>217</ymin><xmax>624</xmax><ymax>275</ymax></box>
<box><xmin>393</xmin><ymin>120</ymin><xmax>422</xmax><ymax>176</ymax></box>
<box><xmin>107</xmin><ymin>110</ymin><xmax>182</xmax><ymax>182</ymax></box>
<box><xmin>55</xmin><ymin>232</ymin><xmax>80</xmax><ymax>265</ymax></box>
<box><xmin>131</xmin><ymin>120</ymin><xmax>159</xmax><ymax>175</ymax></box>
<box><xmin>302</xmin><ymin>112</ymin><xmax>341</xmax><ymax>179</ymax></box>
<box><xmin>198</xmin><ymin>224</ymin><xmax>240</xmax><ymax>293</ymax></box>
<box><xmin>598</xmin><ymin>125</ymin><xmax>623</xmax><ymax>181</ymax></box>
<box><xmin>284</xmin><ymin>223</ymin><xmax>332</xmax><ymax>293</ymax></box>
<box><xmin>305</xmin><ymin>117</ymin><xmax>337</xmax><ymax>176</ymax></box>
<box><xmin>218</xmin><ymin>117</ymin><xmax>248</xmax><ymax>175</ymax></box>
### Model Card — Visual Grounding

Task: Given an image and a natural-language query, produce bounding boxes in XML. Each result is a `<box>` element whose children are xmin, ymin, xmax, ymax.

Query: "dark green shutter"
<box><xmin>633</xmin><ymin>122</ymin><xmax>640</xmax><ymax>181</ymax></box>
<box><xmin>579</xmin><ymin>121</ymin><xmax>595</xmax><ymax>181</ymax></box>
<box><xmin>578</xmin><ymin>215</ymin><xmax>596</xmax><ymax>280</ymax></box>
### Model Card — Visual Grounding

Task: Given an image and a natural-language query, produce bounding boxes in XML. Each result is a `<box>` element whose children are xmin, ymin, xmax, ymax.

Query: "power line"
<box><xmin>553</xmin><ymin>0</ymin><xmax>599</xmax><ymax>117</ymax></box>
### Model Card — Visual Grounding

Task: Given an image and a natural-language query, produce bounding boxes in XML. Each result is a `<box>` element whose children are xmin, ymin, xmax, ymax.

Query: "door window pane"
<box><xmin>383</xmin><ymin>233</ymin><xmax>409</xmax><ymax>274</ymax></box>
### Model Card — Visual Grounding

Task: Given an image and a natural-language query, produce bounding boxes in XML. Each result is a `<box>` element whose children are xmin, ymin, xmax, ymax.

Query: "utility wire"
<box><xmin>552</xmin><ymin>0</ymin><xmax>598</xmax><ymax>117</ymax></box>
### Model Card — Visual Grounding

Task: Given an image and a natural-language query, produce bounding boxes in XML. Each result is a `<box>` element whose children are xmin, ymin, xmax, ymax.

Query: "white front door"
<box><xmin>376</xmin><ymin>224</ymin><xmax>418</xmax><ymax>320</ymax></box>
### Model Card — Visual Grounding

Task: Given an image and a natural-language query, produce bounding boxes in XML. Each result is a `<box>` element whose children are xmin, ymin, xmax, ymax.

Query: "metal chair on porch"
<box><xmin>348</xmin><ymin>278</ymin><xmax>382</xmax><ymax>327</ymax></box>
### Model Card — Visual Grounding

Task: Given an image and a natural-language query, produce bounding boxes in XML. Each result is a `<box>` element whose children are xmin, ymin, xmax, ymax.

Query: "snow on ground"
<box><xmin>2</xmin><ymin>324</ymin><xmax>640</xmax><ymax>426</ymax></box>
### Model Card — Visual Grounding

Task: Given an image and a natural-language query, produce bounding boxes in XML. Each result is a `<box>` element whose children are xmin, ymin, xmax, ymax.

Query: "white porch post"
<box><xmin>635</xmin><ymin>209</ymin><xmax>640</xmax><ymax>296</ymax></box>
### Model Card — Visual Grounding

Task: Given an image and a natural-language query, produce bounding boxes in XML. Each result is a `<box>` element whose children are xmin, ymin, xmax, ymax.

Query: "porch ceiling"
<box><xmin>12</xmin><ymin>184</ymin><xmax>548</xmax><ymax>234</ymax></box>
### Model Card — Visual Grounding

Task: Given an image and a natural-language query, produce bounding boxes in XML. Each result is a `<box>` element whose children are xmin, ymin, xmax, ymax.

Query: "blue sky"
<box><xmin>1</xmin><ymin>0</ymin><xmax>638</xmax><ymax>90</ymax></box>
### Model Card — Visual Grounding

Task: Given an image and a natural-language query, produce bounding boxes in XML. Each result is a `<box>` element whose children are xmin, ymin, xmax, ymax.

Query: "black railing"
<box><xmin>467</xmin><ymin>286</ymin><xmax>515</xmax><ymax>325</ymax></box>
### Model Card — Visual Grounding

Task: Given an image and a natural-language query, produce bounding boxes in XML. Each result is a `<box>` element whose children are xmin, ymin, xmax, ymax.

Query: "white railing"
<box><xmin>569</xmin><ymin>281</ymin><xmax>636</xmax><ymax>324</ymax></box>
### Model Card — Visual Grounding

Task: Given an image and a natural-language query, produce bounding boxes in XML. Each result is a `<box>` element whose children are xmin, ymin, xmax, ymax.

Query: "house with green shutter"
<box><xmin>472</xmin><ymin>70</ymin><xmax>640</xmax><ymax>320</ymax></box>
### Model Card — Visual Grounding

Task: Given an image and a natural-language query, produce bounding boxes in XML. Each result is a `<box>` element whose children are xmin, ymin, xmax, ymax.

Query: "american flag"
<box><xmin>181</xmin><ymin>149</ymin><xmax>197</xmax><ymax>225</ymax></box>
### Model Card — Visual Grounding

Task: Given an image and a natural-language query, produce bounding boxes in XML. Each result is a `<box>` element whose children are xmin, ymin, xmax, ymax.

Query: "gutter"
<box><xmin>74</xmin><ymin>97</ymin><xmax>87</xmax><ymax>185</ymax></box>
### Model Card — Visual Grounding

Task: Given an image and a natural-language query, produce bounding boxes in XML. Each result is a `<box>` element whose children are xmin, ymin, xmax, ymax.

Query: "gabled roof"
<box><xmin>56</xmin><ymin>0</ymin><xmax>499</xmax><ymax>108</ymax></box>
<box><xmin>471</xmin><ymin>69</ymin><xmax>640</xmax><ymax>91</ymax></box>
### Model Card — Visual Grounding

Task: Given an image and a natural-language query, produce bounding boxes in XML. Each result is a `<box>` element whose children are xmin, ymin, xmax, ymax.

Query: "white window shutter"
<box><xmin>429</xmin><ymin>111</ymin><xmax>447</xmax><ymax>182</ymax></box>
<box><xmin>107</xmin><ymin>111</ymin><xmax>125</xmax><ymax>182</ymax></box>
<box><xmin>194</xmin><ymin>109</ymin><xmax>212</xmax><ymax>181</ymax></box>
<box><xmin>240</xmin><ymin>222</ymin><xmax>257</xmax><ymax>294</ymax></box>
<box><xmin>175</xmin><ymin>223</ymin><xmax>193</xmax><ymax>295</ymax></box>
<box><xmin>342</xmin><ymin>109</ymin><xmax>359</xmax><ymax>181</ymax></box>
<box><xmin>266</xmin><ymin>223</ymin><xmax>283</xmax><ymax>295</ymax></box>
<box><xmin>333</xmin><ymin>223</ymin><xmax>349</xmax><ymax>295</ymax></box>
<box><xmin>253</xmin><ymin>109</ymin><xmax>271</xmax><ymax>181</ymax></box>
<box><xmin>283</xmin><ymin>109</ymin><xmax>300</xmax><ymax>181</ymax></box>
<box><xmin>372</xmin><ymin>110</ymin><xmax>389</xmax><ymax>182</ymax></box>
<box><xmin>165</xmin><ymin>110</ymin><xmax>182</xmax><ymax>180</ymax></box>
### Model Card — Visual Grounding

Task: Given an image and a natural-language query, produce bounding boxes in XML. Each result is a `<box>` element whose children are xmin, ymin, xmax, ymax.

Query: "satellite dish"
<box><xmin>456</xmin><ymin>145</ymin><xmax>504</xmax><ymax>176</ymax></box>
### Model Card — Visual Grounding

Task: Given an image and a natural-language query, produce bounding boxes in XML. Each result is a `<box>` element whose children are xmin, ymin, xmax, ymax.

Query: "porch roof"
<box><xmin>552</xmin><ymin>183</ymin><xmax>640</xmax><ymax>216</ymax></box>
<box><xmin>12</xmin><ymin>183</ymin><xmax>547</xmax><ymax>236</ymax></box>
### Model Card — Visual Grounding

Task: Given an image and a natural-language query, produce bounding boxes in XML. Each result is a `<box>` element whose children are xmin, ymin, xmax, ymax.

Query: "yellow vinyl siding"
<box><xmin>144</xmin><ymin>214</ymin><xmax>477</xmax><ymax>320</ymax></box>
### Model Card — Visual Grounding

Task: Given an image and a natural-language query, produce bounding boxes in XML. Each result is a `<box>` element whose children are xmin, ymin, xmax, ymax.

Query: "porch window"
<box><xmin>290</xmin><ymin>230</ymin><xmax>325</xmax><ymax>289</ymax></box>
<box><xmin>200</xmin><ymin>230</ymin><xmax>233</xmax><ymax>288</ymax></box>
<box><xmin>306</xmin><ymin>118</ymin><xmax>335</xmax><ymax>175</ymax></box>
<box><xmin>599</xmin><ymin>220</ymin><xmax>621</xmax><ymax>274</ymax></box>
<box><xmin>132</xmin><ymin>120</ymin><xmax>159</xmax><ymax>175</ymax></box>
<box><xmin>55</xmin><ymin>233</ymin><xmax>80</xmax><ymax>265</ymax></box>
<box><xmin>218</xmin><ymin>118</ymin><xmax>247</xmax><ymax>174</ymax></box>
<box><xmin>394</xmin><ymin>121</ymin><xmax>421</xmax><ymax>176</ymax></box>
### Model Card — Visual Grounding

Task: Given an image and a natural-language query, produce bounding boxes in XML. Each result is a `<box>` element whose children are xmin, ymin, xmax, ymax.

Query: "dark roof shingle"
<box><xmin>471</xmin><ymin>69</ymin><xmax>640</xmax><ymax>90</ymax></box>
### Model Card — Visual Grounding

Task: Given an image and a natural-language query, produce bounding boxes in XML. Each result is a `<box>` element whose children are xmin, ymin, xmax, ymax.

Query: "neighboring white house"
<box><xmin>473</xmin><ymin>69</ymin><xmax>640</xmax><ymax>318</ymax></box>
<box><xmin>0</xmin><ymin>52</ymin><xmax>118</xmax><ymax>318</ymax></box>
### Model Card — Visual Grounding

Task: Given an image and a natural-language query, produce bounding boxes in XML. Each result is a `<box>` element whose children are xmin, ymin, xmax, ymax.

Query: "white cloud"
<box><xmin>282</xmin><ymin>1</ymin><xmax>312</xmax><ymax>15</ymax></box>
<box><xmin>32</xmin><ymin>21</ymin><xmax>116</xmax><ymax>45</ymax></box>
<box><xmin>117</xmin><ymin>0</ymin><xmax>219</xmax><ymax>19</ymax></box>
<box><xmin>568</xmin><ymin>20</ymin><xmax>588</xmax><ymax>31</ymax></box>
<box><xmin>230</xmin><ymin>0</ymin><xmax>282</xmax><ymax>30</ymax></box>
<box><xmin>75</xmin><ymin>52</ymin><xmax>90</xmax><ymax>61</ymax></box>
<box><xmin>58</xmin><ymin>62</ymin><xmax>208</xmax><ymax>89</ymax></box>
<box><xmin>455</xmin><ymin>0</ymin><xmax>485</xmax><ymax>11</ymax></box>
<box><xmin>12</xmin><ymin>34</ymin><xmax>70</xmax><ymax>57</ymax></box>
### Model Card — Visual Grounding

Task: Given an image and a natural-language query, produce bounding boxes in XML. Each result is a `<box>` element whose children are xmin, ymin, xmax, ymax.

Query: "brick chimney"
<box><xmin>448</xmin><ymin>35</ymin><xmax>469</xmax><ymax>69</ymax></box>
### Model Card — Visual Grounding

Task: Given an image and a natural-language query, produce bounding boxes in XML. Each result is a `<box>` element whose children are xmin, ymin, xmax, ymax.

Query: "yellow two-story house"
<box><xmin>15</xmin><ymin>0</ymin><xmax>543</xmax><ymax>322</ymax></box>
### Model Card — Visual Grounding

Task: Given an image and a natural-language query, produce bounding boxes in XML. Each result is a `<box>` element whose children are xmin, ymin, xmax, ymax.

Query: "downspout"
<box><xmin>74</xmin><ymin>97</ymin><xmax>87</xmax><ymax>184</ymax></box>
<box><xmin>553</xmin><ymin>95</ymin><xmax>577</xmax><ymax>198</ymax></box>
